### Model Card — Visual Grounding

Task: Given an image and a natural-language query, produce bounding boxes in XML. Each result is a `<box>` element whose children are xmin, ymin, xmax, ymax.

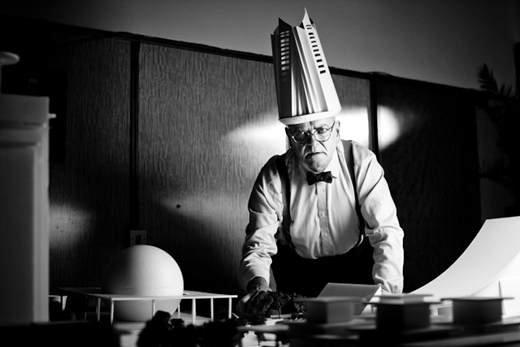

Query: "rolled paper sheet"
<box><xmin>412</xmin><ymin>217</ymin><xmax>520</xmax><ymax>318</ymax></box>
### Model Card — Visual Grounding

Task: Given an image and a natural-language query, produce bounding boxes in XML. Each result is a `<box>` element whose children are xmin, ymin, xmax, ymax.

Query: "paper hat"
<box><xmin>271</xmin><ymin>9</ymin><xmax>341</xmax><ymax>125</ymax></box>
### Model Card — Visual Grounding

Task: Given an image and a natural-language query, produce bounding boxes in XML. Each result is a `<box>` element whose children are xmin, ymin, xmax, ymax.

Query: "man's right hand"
<box><xmin>236</xmin><ymin>277</ymin><xmax>272</xmax><ymax>320</ymax></box>
<box><xmin>246</xmin><ymin>276</ymin><xmax>268</xmax><ymax>293</ymax></box>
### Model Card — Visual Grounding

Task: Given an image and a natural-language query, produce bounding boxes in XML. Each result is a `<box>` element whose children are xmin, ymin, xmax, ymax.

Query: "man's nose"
<box><xmin>305</xmin><ymin>137</ymin><xmax>323</xmax><ymax>153</ymax></box>
<box><xmin>304</xmin><ymin>131</ymin><xmax>317</xmax><ymax>144</ymax></box>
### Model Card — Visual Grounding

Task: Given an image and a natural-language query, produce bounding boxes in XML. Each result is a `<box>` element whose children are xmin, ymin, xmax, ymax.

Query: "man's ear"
<box><xmin>284</xmin><ymin>127</ymin><xmax>292</xmax><ymax>140</ymax></box>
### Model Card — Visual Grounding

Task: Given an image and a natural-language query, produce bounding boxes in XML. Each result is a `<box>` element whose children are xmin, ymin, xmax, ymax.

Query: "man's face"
<box><xmin>286</xmin><ymin>117</ymin><xmax>340</xmax><ymax>173</ymax></box>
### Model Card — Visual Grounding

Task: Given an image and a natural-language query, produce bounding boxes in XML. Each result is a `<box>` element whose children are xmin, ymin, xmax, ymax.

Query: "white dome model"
<box><xmin>103</xmin><ymin>244</ymin><xmax>184</xmax><ymax>322</ymax></box>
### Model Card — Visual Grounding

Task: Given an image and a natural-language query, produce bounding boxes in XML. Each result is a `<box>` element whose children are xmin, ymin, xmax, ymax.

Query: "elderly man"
<box><xmin>239</xmin><ymin>11</ymin><xmax>404</xmax><ymax>304</ymax></box>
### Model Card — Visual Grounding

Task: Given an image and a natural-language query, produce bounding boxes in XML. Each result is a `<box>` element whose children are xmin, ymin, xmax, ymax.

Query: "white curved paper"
<box><xmin>412</xmin><ymin>216</ymin><xmax>520</xmax><ymax>316</ymax></box>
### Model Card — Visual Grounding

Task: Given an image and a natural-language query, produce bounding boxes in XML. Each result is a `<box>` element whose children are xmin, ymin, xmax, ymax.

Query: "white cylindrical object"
<box><xmin>0</xmin><ymin>93</ymin><xmax>50</xmax><ymax>324</ymax></box>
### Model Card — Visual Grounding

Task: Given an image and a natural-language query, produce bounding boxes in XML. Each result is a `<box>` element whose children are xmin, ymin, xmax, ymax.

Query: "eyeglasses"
<box><xmin>288</xmin><ymin>121</ymin><xmax>336</xmax><ymax>144</ymax></box>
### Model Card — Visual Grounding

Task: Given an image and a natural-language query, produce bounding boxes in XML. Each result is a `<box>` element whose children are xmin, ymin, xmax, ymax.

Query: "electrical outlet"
<box><xmin>130</xmin><ymin>229</ymin><xmax>147</xmax><ymax>246</ymax></box>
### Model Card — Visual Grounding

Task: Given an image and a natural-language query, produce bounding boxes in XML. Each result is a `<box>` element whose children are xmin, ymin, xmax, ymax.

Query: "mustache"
<box><xmin>304</xmin><ymin>148</ymin><xmax>327</xmax><ymax>158</ymax></box>
<box><xmin>303</xmin><ymin>143</ymin><xmax>326</xmax><ymax>152</ymax></box>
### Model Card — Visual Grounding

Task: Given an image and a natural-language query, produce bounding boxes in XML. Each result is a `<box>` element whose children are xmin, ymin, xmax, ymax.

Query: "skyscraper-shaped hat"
<box><xmin>271</xmin><ymin>9</ymin><xmax>341</xmax><ymax>125</ymax></box>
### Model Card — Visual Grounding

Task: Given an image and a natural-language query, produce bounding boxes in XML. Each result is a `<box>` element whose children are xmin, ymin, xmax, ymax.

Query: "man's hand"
<box><xmin>246</xmin><ymin>277</ymin><xmax>268</xmax><ymax>293</ymax></box>
<box><xmin>236</xmin><ymin>277</ymin><xmax>272</xmax><ymax>321</ymax></box>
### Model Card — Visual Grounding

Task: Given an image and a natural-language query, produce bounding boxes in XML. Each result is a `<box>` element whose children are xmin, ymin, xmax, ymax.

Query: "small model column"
<box><xmin>0</xmin><ymin>52</ymin><xmax>51</xmax><ymax>323</ymax></box>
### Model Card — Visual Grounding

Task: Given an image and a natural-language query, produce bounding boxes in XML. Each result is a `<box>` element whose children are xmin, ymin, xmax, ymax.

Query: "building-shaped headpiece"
<box><xmin>271</xmin><ymin>9</ymin><xmax>341</xmax><ymax>125</ymax></box>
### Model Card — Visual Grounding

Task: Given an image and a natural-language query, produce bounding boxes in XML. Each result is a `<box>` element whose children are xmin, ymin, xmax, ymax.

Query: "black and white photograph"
<box><xmin>1</xmin><ymin>1</ymin><xmax>520</xmax><ymax>346</ymax></box>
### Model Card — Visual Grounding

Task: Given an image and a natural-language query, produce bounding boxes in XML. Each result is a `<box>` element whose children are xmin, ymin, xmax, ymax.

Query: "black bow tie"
<box><xmin>306</xmin><ymin>171</ymin><xmax>333</xmax><ymax>185</ymax></box>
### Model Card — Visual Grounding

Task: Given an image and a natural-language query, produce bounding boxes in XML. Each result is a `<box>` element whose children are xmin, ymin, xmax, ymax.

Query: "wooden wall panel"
<box><xmin>375</xmin><ymin>77</ymin><xmax>481</xmax><ymax>292</ymax></box>
<box><xmin>138</xmin><ymin>44</ymin><xmax>371</xmax><ymax>294</ymax></box>
<box><xmin>49</xmin><ymin>38</ymin><xmax>131</xmax><ymax>289</ymax></box>
<box><xmin>138</xmin><ymin>44</ymin><xmax>280</xmax><ymax>294</ymax></box>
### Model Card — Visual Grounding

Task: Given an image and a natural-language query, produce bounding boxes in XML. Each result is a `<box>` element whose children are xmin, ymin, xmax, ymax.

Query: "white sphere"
<box><xmin>103</xmin><ymin>245</ymin><xmax>184</xmax><ymax>322</ymax></box>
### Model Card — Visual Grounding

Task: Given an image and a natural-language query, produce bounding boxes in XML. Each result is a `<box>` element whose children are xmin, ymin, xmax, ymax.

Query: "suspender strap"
<box><xmin>275</xmin><ymin>155</ymin><xmax>293</xmax><ymax>248</ymax></box>
<box><xmin>343</xmin><ymin>140</ymin><xmax>366</xmax><ymax>246</ymax></box>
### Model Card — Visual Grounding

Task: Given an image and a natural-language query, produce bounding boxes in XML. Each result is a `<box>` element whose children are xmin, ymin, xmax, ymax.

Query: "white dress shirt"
<box><xmin>240</xmin><ymin>140</ymin><xmax>404</xmax><ymax>293</ymax></box>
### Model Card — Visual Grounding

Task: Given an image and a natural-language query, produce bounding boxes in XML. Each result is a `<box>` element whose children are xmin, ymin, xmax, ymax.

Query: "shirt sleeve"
<box><xmin>239</xmin><ymin>156</ymin><xmax>284</xmax><ymax>291</ymax></box>
<box><xmin>353</xmin><ymin>142</ymin><xmax>405</xmax><ymax>294</ymax></box>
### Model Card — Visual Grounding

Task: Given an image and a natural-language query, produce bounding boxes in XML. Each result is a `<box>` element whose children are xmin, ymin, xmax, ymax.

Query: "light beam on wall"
<box><xmin>377</xmin><ymin>106</ymin><xmax>404</xmax><ymax>150</ymax></box>
<box><xmin>224</xmin><ymin>112</ymin><xmax>285</xmax><ymax>148</ymax></box>
<box><xmin>50</xmin><ymin>203</ymin><xmax>93</xmax><ymax>247</ymax></box>
<box><xmin>223</xmin><ymin>112</ymin><xmax>286</xmax><ymax>175</ymax></box>
<box><xmin>336</xmin><ymin>107</ymin><xmax>370</xmax><ymax>147</ymax></box>
<box><xmin>337</xmin><ymin>105</ymin><xmax>406</xmax><ymax>150</ymax></box>
<box><xmin>159</xmin><ymin>111</ymin><xmax>286</xmax><ymax>226</ymax></box>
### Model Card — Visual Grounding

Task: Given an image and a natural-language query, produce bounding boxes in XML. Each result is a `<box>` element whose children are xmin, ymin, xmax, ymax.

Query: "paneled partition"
<box><xmin>49</xmin><ymin>38</ymin><xmax>131</xmax><ymax>288</ymax></box>
<box><xmin>373</xmin><ymin>76</ymin><xmax>481</xmax><ymax>292</ymax></box>
<box><xmin>137</xmin><ymin>44</ymin><xmax>281</xmax><ymax>293</ymax></box>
